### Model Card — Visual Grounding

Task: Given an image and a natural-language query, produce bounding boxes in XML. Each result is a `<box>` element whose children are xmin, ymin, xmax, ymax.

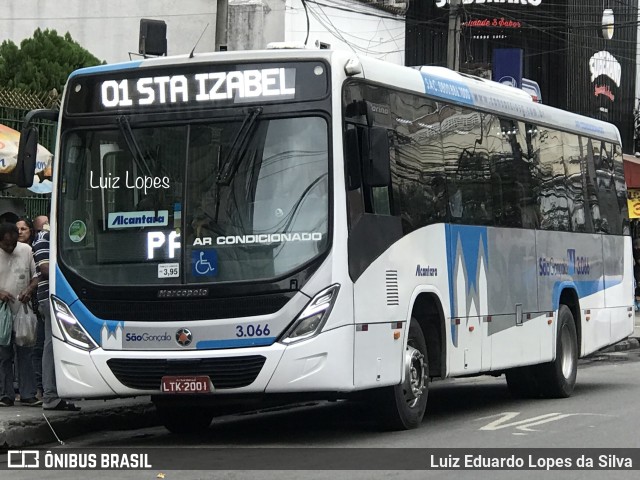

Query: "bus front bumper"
<box><xmin>53</xmin><ymin>325</ymin><xmax>355</xmax><ymax>399</ymax></box>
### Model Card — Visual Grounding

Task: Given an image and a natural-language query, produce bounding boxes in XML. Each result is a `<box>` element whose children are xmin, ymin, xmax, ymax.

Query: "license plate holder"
<box><xmin>160</xmin><ymin>375</ymin><xmax>213</xmax><ymax>394</ymax></box>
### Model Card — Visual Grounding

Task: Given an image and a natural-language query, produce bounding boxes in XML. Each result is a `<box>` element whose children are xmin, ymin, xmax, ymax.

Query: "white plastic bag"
<box><xmin>14</xmin><ymin>303</ymin><xmax>37</xmax><ymax>347</ymax></box>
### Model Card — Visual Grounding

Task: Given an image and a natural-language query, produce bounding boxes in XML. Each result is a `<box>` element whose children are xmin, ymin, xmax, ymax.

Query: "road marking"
<box><xmin>476</xmin><ymin>412</ymin><xmax>610</xmax><ymax>433</ymax></box>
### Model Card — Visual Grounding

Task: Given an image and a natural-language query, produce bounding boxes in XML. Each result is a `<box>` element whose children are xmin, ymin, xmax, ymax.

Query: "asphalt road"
<box><xmin>4</xmin><ymin>349</ymin><xmax>640</xmax><ymax>480</ymax></box>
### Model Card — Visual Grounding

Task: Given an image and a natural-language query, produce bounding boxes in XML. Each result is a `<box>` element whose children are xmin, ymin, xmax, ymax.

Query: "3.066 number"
<box><xmin>236</xmin><ymin>324</ymin><xmax>270</xmax><ymax>338</ymax></box>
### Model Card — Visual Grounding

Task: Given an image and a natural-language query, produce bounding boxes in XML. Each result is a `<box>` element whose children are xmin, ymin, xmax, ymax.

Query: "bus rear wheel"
<box><xmin>155</xmin><ymin>403</ymin><xmax>215</xmax><ymax>434</ymax></box>
<box><xmin>373</xmin><ymin>318</ymin><xmax>429</xmax><ymax>430</ymax></box>
<box><xmin>505</xmin><ymin>305</ymin><xmax>577</xmax><ymax>399</ymax></box>
<box><xmin>538</xmin><ymin>305</ymin><xmax>578</xmax><ymax>398</ymax></box>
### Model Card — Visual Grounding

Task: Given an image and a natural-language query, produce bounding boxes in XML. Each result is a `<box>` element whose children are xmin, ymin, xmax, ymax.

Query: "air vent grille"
<box><xmin>386</xmin><ymin>270</ymin><xmax>399</xmax><ymax>306</ymax></box>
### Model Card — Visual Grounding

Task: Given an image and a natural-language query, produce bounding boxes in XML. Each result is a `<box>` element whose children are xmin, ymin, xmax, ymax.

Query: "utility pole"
<box><xmin>215</xmin><ymin>0</ymin><xmax>228</xmax><ymax>51</ymax></box>
<box><xmin>447</xmin><ymin>0</ymin><xmax>461</xmax><ymax>71</ymax></box>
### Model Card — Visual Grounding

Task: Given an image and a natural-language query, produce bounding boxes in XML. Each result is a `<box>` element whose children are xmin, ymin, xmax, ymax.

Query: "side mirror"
<box><xmin>363</xmin><ymin>126</ymin><xmax>390</xmax><ymax>187</ymax></box>
<box><xmin>14</xmin><ymin>126</ymin><xmax>39</xmax><ymax>187</ymax></box>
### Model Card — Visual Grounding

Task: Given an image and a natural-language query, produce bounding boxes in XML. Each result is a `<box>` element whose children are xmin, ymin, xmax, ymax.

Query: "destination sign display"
<box><xmin>66</xmin><ymin>61</ymin><xmax>329</xmax><ymax>115</ymax></box>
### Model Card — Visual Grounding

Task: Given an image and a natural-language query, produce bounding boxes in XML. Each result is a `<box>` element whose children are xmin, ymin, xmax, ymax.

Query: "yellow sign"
<box><xmin>628</xmin><ymin>189</ymin><xmax>640</xmax><ymax>218</ymax></box>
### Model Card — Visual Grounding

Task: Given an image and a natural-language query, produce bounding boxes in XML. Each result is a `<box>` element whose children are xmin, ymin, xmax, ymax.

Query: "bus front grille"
<box><xmin>106</xmin><ymin>356</ymin><xmax>267</xmax><ymax>390</ymax></box>
<box><xmin>83</xmin><ymin>293</ymin><xmax>294</xmax><ymax>321</ymax></box>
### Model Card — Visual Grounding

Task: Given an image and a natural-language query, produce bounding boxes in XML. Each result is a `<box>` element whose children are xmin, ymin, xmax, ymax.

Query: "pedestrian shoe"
<box><xmin>20</xmin><ymin>397</ymin><xmax>43</xmax><ymax>407</ymax></box>
<box><xmin>43</xmin><ymin>400</ymin><xmax>81</xmax><ymax>411</ymax></box>
<box><xmin>0</xmin><ymin>396</ymin><xmax>14</xmax><ymax>407</ymax></box>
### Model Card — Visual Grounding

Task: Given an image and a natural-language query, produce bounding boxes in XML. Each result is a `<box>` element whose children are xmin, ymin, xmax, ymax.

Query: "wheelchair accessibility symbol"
<box><xmin>192</xmin><ymin>249</ymin><xmax>218</xmax><ymax>277</ymax></box>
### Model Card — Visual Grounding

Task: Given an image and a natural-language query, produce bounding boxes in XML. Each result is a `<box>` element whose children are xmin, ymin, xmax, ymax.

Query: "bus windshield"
<box><xmin>58</xmin><ymin>115</ymin><xmax>329</xmax><ymax>285</ymax></box>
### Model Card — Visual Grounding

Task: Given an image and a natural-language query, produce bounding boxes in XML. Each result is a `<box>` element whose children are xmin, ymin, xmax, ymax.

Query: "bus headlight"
<box><xmin>280</xmin><ymin>284</ymin><xmax>340</xmax><ymax>344</ymax></box>
<box><xmin>51</xmin><ymin>295</ymin><xmax>98</xmax><ymax>351</ymax></box>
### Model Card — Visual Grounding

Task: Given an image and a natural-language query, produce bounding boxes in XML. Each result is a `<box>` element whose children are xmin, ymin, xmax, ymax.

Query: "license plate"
<box><xmin>161</xmin><ymin>375</ymin><xmax>213</xmax><ymax>394</ymax></box>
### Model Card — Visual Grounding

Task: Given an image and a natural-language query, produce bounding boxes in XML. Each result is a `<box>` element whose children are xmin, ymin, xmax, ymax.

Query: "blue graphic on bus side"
<box><xmin>421</xmin><ymin>73</ymin><xmax>474</xmax><ymax>106</ymax></box>
<box><xmin>192</xmin><ymin>249</ymin><xmax>218</xmax><ymax>277</ymax></box>
<box><xmin>445</xmin><ymin>225</ymin><xmax>489</xmax><ymax>348</ymax></box>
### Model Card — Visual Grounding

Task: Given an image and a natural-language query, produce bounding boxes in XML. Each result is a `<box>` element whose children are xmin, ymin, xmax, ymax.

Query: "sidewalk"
<box><xmin>1</xmin><ymin>314</ymin><xmax>639</xmax><ymax>450</ymax></box>
<box><xmin>0</xmin><ymin>396</ymin><xmax>157</xmax><ymax>450</ymax></box>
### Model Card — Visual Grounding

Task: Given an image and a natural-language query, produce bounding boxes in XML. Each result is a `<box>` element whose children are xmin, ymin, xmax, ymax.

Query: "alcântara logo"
<box><xmin>108</xmin><ymin>211</ymin><xmax>169</xmax><ymax>229</ymax></box>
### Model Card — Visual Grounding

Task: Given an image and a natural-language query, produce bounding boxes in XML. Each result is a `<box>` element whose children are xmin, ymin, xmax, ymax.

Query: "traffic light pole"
<box><xmin>447</xmin><ymin>0</ymin><xmax>461</xmax><ymax>71</ymax></box>
<box><xmin>215</xmin><ymin>0</ymin><xmax>228</xmax><ymax>51</ymax></box>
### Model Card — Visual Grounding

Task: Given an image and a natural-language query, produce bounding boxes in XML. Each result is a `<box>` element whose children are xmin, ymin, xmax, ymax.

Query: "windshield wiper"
<box><xmin>117</xmin><ymin>115</ymin><xmax>152</xmax><ymax>176</ymax></box>
<box><xmin>217</xmin><ymin>107</ymin><xmax>263</xmax><ymax>186</ymax></box>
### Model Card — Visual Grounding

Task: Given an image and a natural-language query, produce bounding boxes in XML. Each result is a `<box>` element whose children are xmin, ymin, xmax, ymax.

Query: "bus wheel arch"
<box><xmin>411</xmin><ymin>293</ymin><xmax>446</xmax><ymax>379</ymax></box>
<box><xmin>372</xmin><ymin>316</ymin><xmax>429</xmax><ymax>430</ymax></box>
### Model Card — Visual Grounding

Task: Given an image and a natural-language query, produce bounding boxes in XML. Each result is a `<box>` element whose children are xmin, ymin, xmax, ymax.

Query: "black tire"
<box><xmin>505</xmin><ymin>366</ymin><xmax>540</xmax><ymax>399</ymax></box>
<box><xmin>373</xmin><ymin>318</ymin><xmax>429</xmax><ymax>430</ymax></box>
<box><xmin>538</xmin><ymin>305</ymin><xmax>578</xmax><ymax>398</ymax></box>
<box><xmin>155</xmin><ymin>404</ymin><xmax>214</xmax><ymax>434</ymax></box>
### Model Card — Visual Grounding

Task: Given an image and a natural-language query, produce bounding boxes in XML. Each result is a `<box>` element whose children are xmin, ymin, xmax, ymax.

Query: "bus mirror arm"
<box><xmin>24</xmin><ymin>109</ymin><xmax>59</xmax><ymax>126</ymax></box>
<box><xmin>11</xmin><ymin>109</ymin><xmax>58</xmax><ymax>188</ymax></box>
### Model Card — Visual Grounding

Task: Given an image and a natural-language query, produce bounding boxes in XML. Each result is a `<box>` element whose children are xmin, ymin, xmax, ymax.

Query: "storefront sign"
<box><xmin>590</xmin><ymin>50</ymin><xmax>621</xmax><ymax>103</ymax></box>
<box><xmin>462</xmin><ymin>18</ymin><xmax>522</xmax><ymax>28</ymax></box>
<box><xmin>436</xmin><ymin>0</ymin><xmax>542</xmax><ymax>7</ymax></box>
<box><xmin>628</xmin><ymin>189</ymin><xmax>640</xmax><ymax>218</ymax></box>
<box><xmin>589</xmin><ymin>51</ymin><xmax>621</xmax><ymax>86</ymax></box>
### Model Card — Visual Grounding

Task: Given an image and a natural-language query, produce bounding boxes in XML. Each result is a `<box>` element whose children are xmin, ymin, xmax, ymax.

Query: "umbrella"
<box><xmin>0</xmin><ymin>124</ymin><xmax>53</xmax><ymax>193</ymax></box>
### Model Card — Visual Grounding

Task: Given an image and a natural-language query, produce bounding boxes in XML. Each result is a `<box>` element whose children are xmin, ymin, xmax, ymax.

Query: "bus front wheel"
<box><xmin>155</xmin><ymin>403</ymin><xmax>215</xmax><ymax>434</ymax></box>
<box><xmin>373</xmin><ymin>318</ymin><xmax>429</xmax><ymax>430</ymax></box>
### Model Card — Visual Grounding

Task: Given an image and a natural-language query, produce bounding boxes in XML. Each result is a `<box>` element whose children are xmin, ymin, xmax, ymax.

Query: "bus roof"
<box><xmin>69</xmin><ymin>48</ymin><xmax>621</xmax><ymax>144</ymax></box>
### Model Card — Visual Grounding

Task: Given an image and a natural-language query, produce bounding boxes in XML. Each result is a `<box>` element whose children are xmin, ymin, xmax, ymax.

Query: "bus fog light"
<box><xmin>280</xmin><ymin>284</ymin><xmax>340</xmax><ymax>344</ymax></box>
<box><xmin>51</xmin><ymin>295</ymin><xmax>98</xmax><ymax>351</ymax></box>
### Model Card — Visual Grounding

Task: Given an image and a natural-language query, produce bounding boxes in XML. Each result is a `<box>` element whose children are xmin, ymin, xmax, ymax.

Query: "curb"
<box><xmin>599</xmin><ymin>337</ymin><xmax>640</xmax><ymax>353</ymax></box>
<box><xmin>0</xmin><ymin>401</ymin><xmax>159</xmax><ymax>450</ymax></box>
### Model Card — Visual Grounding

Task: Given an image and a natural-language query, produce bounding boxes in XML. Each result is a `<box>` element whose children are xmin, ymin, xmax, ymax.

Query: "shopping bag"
<box><xmin>14</xmin><ymin>302</ymin><xmax>37</xmax><ymax>347</ymax></box>
<box><xmin>0</xmin><ymin>301</ymin><xmax>11</xmax><ymax>346</ymax></box>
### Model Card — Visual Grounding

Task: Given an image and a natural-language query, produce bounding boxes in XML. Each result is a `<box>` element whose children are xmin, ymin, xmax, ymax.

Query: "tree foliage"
<box><xmin>0</xmin><ymin>28</ymin><xmax>103</xmax><ymax>94</ymax></box>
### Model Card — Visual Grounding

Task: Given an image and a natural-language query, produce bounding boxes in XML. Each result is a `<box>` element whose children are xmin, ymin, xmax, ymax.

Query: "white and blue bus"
<box><xmin>13</xmin><ymin>48</ymin><xmax>633</xmax><ymax>433</ymax></box>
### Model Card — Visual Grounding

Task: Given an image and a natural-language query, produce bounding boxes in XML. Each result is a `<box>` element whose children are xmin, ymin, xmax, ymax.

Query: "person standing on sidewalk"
<box><xmin>0</xmin><ymin>222</ymin><xmax>40</xmax><ymax>407</ymax></box>
<box><xmin>29</xmin><ymin>216</ymin><xmax>49</xmax><ymax>400</ymax></box>
<box><xmin>32</xmin><ymin>228</ymin><xmax>80</xmax><ymax>411</ymax></box>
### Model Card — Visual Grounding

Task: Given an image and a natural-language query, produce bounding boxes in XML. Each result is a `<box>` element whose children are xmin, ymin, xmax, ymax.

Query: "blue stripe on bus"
<box><xmin>551</xmin><ymin>278</ymin><xmax>622</xmax><ymax>311</ymax></box>
<box><xmin>196</xmin><ymin>338</ymin><xmax>277</xmax><ymax>349</ymax></box>
<box><xmin>70</xmin><ymin>61</ymin><xmax>143</xmax><ymax>78</ymax></box>
<box><xmin>71</xmin><ymin>299</ymin><xmax>122</xmax><ymax>343</ymax></box>
<box><xmin>56</xmin><ymin>267</ymin><xmax>127</xmax><ymax>343</ymax></box>
<box><xmin>55</xmin><ymin>266</ymin><xmax>79</xmax><ymax>306</ymax></box>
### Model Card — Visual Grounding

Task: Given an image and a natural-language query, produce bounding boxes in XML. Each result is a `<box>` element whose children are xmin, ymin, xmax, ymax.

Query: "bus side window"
<box><xmin>535</xmin><ymin>127</ymin><xmax>570</xmax><ymax>232</ymax></box>
<box><xmin>344</xmin><ymin>124</ymin><xmax>392</xmax><ymax>218</ymax></box>
<box><xmin>613</xmin><ymin>144</ymin><xmax>629</xmax><ymax>234</ymax></box>
<box><xmin>562</xmin><ymin>132</ymin><xmax>588</xmax><ymax>233</ymax></box>
<box><xmin>593</xmin><ymin>141</ymin><xmax>621</xmax><ymax>234</ymax></box>
<box><xmin>344</xmin><ymin>124</ymin><xmax>365</xmax><ymax>226</ymax></box>
<box><xmin>584</xmin><ymin>138</ymin><xmax>605</xmax><ymax>233</ymax></box>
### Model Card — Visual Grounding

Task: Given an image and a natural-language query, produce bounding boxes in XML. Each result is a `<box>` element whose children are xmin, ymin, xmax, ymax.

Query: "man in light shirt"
<box><xmin>0</xmin><ymin>222</ymin><xmax>40</xmax><ymax>407</ymax></box>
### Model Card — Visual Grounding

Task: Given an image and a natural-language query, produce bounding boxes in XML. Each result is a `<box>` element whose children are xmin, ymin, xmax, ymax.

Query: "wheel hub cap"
<box><xmin>404</xmin><ymin>346</ymin><xmax>426</xmax><ymax>407</ymax></box>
